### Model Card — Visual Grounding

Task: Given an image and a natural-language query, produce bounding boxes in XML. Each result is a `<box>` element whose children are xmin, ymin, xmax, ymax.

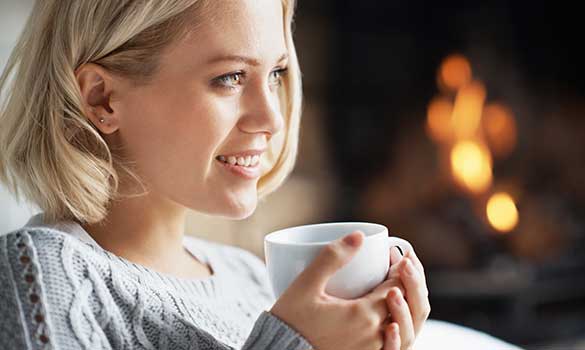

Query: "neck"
<box><xmin>82</xmin><ymin>191</ymin><xmax>188</xmax><ymax>267</ymax></box>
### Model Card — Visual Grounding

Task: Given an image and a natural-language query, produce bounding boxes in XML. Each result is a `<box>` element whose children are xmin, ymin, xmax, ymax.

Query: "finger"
<box><xmin>364</xmin><ymin>281</ymin><xmax>404</xmax><ymax>327</ymax></box>
<box><xmin>372</xmin><ymin>298</ymin><xmax>389</xmax><ymax>325</ymax></box>
<box><xmin>368</xmin><ymin>279</ymin><xmax>406</xmax><ymax>305</ymax></box>
<box><xmin>385</xmin><ymin>287</ymin><xmax>415</xmax><ymax>350</ymax></box>
<box><xmin>292</xmin><ymin>231</ymin><xmax>364</xmax><ymax>294</ymax></box>
<box><xmin>399</xmin><ymin>257</ymin><xmax>431</xmax><ymax>336</ymax></box>
<box><xmin>366</xmin><ymin>285</ymin><xmax>397</xmax><ymax>325</ymax></box>
<box><xmin>404</xmin><ymin>248</ymin><xmax>424</xmax><ymax>275</ymax></box>
<box><xmin>383</xmin><ymin>323</ymin><xmax>401</xmax><ymax>350</ymax></box>
<box><xmin>387</xmin><ymin>261</ymin><xmax>403</xmax><ymax>281</ymax></box>
<box><xmin>390</xmin><ymin>246</ymin><xmax>403</xmax><ymax>266</ymax></box>
<box><xmin>402</xmin><ymin>254</ymin><xmax>428</xmax><ymax>292</ymax></box>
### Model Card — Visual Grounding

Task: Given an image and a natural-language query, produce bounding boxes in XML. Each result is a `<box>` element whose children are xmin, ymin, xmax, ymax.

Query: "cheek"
<box><xmin>117</xmin><ymin>92</ymin><xmax>232</xmax><ymax>182</ymax></box>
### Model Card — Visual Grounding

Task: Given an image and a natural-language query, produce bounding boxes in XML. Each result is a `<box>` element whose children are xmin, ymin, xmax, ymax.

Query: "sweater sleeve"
<box><xmin>241</xmin><ymin>311</ymin><xmax>312</xmax><ymax>350</ymax></box>
<box><xmin>226</xmin><ymin>249</ymin><xmax>313</xmax><ymax>350</ymax></box>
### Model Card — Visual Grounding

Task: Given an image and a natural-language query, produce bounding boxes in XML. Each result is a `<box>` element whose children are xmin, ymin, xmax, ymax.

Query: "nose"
<box><xmin>238</xmin><ymin>82</ymin><xmax>284</xmax><ymax>139</ymax></box>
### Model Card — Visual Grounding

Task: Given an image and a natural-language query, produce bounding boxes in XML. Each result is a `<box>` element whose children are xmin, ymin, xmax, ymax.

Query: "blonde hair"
<box><xmin>0</xmin><ymin>0</ymin><xmax>302</xmax><ymax>224</ymax></box>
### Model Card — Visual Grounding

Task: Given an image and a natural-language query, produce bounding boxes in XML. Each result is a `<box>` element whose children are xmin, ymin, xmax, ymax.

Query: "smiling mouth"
<box><xmin>216</xmin><ymin>154</ymin><xmax>261</xmax><ymax>168</ymax></box>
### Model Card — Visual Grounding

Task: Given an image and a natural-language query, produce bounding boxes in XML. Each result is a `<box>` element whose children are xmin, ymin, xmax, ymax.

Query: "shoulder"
<box><xmin>1</xmin><ymin>226</ymin><xmax>81</xmax><ymax>257</ymax></box>
<box><xmin>0</xmin><ymin>227</ymin><xmax>113</xmax><ymax>348</ymax></box>
<box><xmin>0</xmin><ymin>226</ymin><xmax>112</xmax><ymax>295</ymax></box>
<box><xmin>1</xmin><ymin>226</ymin><xmax>103</xmax><ymax>265</ymax></box>
<box><xmin>2</xmin><ymin>225</ymin><xmax>76</xmax><ymax>245</ymax></box>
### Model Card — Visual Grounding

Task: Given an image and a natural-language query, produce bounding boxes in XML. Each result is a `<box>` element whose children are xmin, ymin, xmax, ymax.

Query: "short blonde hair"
<box><xmin>0</xmin><ymin>0</ymin><xmax>302</xmax><ymax>224</ymax></box>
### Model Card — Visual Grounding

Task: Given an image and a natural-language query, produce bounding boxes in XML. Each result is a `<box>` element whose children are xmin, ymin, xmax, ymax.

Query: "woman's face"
<box><xmin>109</xmin><ymin>0</ymin><xmax>287</xmax><ymax>219</ymax></box>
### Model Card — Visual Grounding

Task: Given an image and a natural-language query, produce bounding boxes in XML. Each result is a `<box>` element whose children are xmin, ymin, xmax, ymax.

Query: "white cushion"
<box><xmin>415</xmin><ymin>319</ymin><xmax>523</xmax><ymax>350</ymax></box>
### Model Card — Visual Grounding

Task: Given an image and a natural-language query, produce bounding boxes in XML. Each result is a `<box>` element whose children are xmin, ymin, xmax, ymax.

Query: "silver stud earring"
<box><xmin>99</xmin><ymin>117</ymin><xmax>105</xmax><ymax>123</ymax></box>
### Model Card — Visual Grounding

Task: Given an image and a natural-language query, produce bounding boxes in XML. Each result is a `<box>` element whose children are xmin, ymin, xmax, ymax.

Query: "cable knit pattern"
<box><xmin>0</xmin><ymin>217</ymin><xmax>312</xmax><ymax>350</ymax></box>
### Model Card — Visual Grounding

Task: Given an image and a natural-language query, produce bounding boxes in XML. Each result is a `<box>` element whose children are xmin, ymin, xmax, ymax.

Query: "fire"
<box><xmin>482</xmin><ymin>103</ymin><xmax>517</xmax><ymax>158</ymax></box>
<box><xmin>428</xmin><ymin>54</ymin><xmax>521</xmax><ymax>233</ymax></box>
<box><xmin>450</xmin><ymin>140</ymin><xmax>492</xmax><ymax>193</ymax></box>
<box><xmin>439</xmin><ymin>54</ymin><xmax>472</xmax><ymax>91</ymax></box>
<box><xmin>451</xmin><ymin>81</ymin><xmax>486</xmax><ymax>139</ymax></box>
<box><xmin>486</xmin><ymin>192</ymin><xmax>519</xmax><ymax>233</ymax></box>
<box><xmin>426</xmin><ymin>96</ymin><xmax>454</xmax><ymax>143</ymax></box>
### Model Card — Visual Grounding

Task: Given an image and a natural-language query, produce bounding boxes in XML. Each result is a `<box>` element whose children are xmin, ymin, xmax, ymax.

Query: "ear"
<box><xmin>75</xmin><ymin>63</ymin><xmax>120</xmax><ymax>135</ymax></box>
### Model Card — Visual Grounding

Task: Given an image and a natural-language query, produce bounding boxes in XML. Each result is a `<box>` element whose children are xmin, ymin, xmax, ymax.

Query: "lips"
<box><xmin>215</xmin><ymin>147</ymin><xmax>266</xmax><ymax>167</ymax></box>
<box><xmin>216</xmin><ymin>156</ymin><xmax>261</xmax><ymax>179</ymax></box>
<box><xmin>216</xmin><ymin>154</ymin><xmax>260</xmax><ymax>167</ymax></box>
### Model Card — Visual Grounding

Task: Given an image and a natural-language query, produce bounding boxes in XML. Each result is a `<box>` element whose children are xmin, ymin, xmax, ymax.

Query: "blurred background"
<box><xmin>2</xmin><ymin>1</ymin><xmax>584</xmax><ymax>349</ymax></box>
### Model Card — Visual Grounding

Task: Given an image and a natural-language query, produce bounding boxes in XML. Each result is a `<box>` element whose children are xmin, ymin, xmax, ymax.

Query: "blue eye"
<box><xmin>269</xmin><ymin>67</ymin><xmax>288</xmax><ymax>87</ymax></box>
<box><xmin>214</xmin><ymin>72</ymin><xmax>245</xmax><ymax>89</ymax></box>
<box><xmin>213</xmin><ymin>67</ymin><xmax>288</xmax><ymax>91</ymax></box>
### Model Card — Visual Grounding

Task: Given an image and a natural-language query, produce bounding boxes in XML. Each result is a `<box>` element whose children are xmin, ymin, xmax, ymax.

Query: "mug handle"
<box><xmin>387</xmin><ymin>236</ymin><xmax>413</xmax><ymax>258</ymax></box>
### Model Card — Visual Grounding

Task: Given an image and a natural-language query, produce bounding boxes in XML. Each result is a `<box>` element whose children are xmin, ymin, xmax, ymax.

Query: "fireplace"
<box><xmin>314</xmin><ymin>0</ymin><xmax>585</xmax><ymax>347</ymax></box>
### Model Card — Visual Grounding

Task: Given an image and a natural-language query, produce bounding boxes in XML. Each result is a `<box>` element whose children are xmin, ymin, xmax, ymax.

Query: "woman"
<box><xmin>0</xmin><ymin>0</ymin><xmax>430</xmax><ymax>349</ymax></box>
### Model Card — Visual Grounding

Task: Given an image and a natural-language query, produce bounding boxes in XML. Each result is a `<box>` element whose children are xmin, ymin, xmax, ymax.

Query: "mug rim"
<box><xmin>264</xmin><ymin>221</ymin><xmax>388</xmax><ymax>246</ymax></box>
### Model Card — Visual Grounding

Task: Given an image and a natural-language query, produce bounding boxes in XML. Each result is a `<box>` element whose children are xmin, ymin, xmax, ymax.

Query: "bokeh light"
<box><xmin>483</xmin><ymin>103</ymin><xmax>517</xmax><ymax>158</ymax></box>
<box><xmin>426</xmin><ymin>96</ymin><xmax>454</xmax><ymax>143</ymax></box>
<box><xmin>486</xmin><ymin>192</ymin><xmax>519</xmax><ymax>233</ymax></box>
<box><xmin>438</xmin><ymin>54</ymin><xmax>473</xmax><ymax>91</ymax></box>
<box><xmin>450</xmin><ymin>140</ymin><xmax>492</xmax><ymax>193</ymax></box>
<box><xmin>451</xmin><ymin>81</ymin><xmax>487</xmax><ymax>139</ymax></box>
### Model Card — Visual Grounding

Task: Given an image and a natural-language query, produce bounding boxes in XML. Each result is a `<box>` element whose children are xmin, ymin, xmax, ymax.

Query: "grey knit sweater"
<box><xmin>0</xmin><ymin>214</ymin><xmax>312</xmax><ymax>350</ymax></box>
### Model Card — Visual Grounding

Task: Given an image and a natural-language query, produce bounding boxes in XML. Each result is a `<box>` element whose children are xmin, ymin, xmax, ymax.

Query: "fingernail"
<box><xmin>342</xmin><ymin>235</ymin><xmax>356</xmax><ymax>246</ymax></box>
<box><xmin>394</xmin><ymin>245</ymin><xmax>403</xmax><ymax>256</ymax></box>
<box><xmin>389</xmin><ymin>288</ymin><xmax>402</xmax><ymax>305</ymax></box>
<box><xmin>404</xmin><ymin>259</ymin><xmax>415</xmax><ymax>275</ymax></box>
<box><xmin>342</xmin><ymin>231</ymin><xmax>362</xmax><ymax>247</ymax></box>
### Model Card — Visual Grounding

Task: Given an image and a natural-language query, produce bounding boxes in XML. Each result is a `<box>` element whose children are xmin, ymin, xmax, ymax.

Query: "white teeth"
<box><xmin>218</xmin><ymin>154</ymin><xmax>260</xmax><ymax>167</ymax></box>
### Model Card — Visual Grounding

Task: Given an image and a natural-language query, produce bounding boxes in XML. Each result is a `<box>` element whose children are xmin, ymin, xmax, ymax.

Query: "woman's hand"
<box><xmin>383</xmin><ymin>245</ymin><xmax>431</xmax><ymax>350</ymax></box>
<box><xmin>270</xmin><ymin>231</ymin><xmax>401</xmax><ymax>350</ymax></box>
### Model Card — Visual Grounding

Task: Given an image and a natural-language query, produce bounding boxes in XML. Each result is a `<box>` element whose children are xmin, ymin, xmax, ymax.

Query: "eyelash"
<box><xmin>213</xmin><ymin>67</ymin><xmax>288</xmax><ymax>90</ymax></box>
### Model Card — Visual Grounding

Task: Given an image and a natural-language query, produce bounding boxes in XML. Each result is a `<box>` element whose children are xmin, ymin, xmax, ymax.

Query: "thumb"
<box><xmin>293</xmin><ymin>230</ymin><xmax>364</xmax><ymax>294</ymax></box>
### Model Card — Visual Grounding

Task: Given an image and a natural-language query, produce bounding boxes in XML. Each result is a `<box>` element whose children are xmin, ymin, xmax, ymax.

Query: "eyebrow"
<box><xmin>205</xmin><ymin>53</ymin><xmax>289</xmax><ymax>66</ymax></box>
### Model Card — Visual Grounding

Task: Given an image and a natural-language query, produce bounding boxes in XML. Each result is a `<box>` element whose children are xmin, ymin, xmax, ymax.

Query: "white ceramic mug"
<box><xmin>264</xmin><ymin>222</ymin><xmax>412</xmax><ymax>299</ymax></box>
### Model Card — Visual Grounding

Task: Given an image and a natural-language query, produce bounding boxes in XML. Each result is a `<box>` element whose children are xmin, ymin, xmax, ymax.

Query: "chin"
<box><xmin>217</xmin><ymin>187</ymin><xmax>259</xmax><ymax>220</ymax></box>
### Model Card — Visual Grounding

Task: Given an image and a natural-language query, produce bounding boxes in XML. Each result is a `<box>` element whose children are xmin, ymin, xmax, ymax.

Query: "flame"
<box><xmin>451</xmin><ymin>81</ymin><xmax>486</xmax><ymax>139</ymax></box>
<box><xmin>429</xmin><ymin>55</ymin><xmax>521</xmax><ymax>234</ymax></box>
<box><xmin>426</xmin><ymin>96</ymin><xmax>454</xmax><ymax>143</ymax></box>
<box><xmin>482</xmin><ymin>103</ymin><xmax>517</xmax><ymax>158</ymax></box>
<box><xmin>450</xmin><ymin>140</ymin><xmax>492</xmax><ymax>193</ymax></box>
<box><xmin>486</xmin><ymin>192</ymin><xmax>519</xmax><ymax>233</ymax></box>
<box><xmin>439</xmin><ymin>54</ymin><xmax>472</xmax><ymax>91</ymax></box>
